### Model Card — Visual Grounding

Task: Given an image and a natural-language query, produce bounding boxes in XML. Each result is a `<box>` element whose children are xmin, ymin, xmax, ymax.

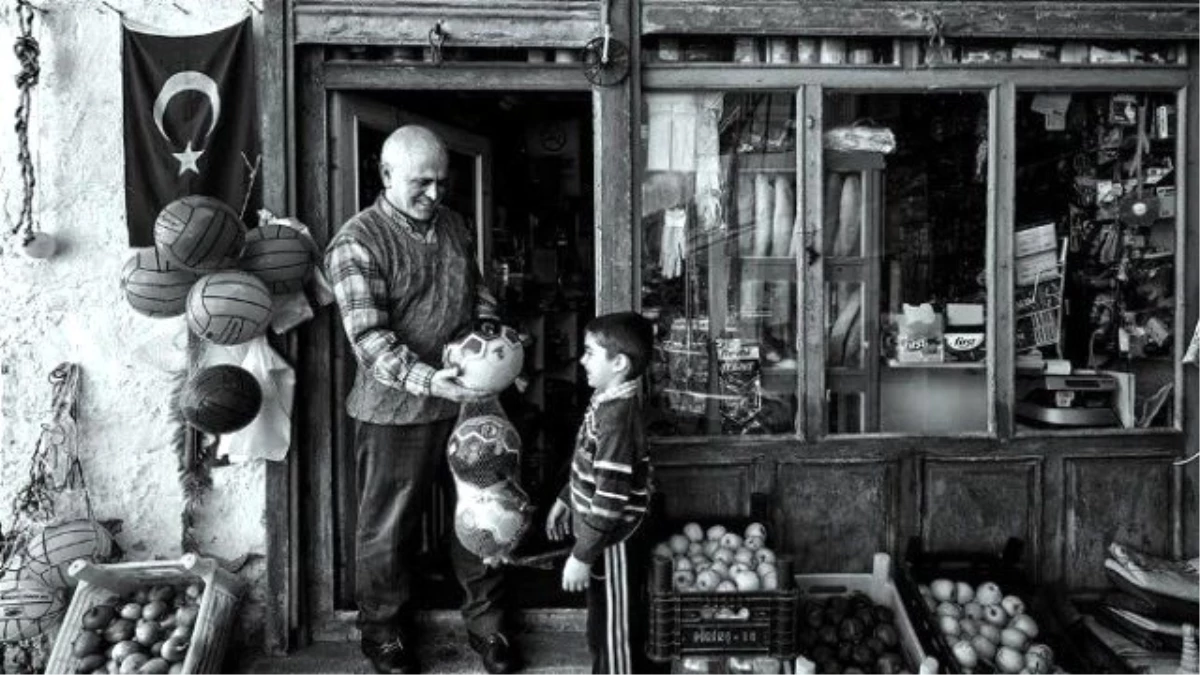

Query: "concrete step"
<box><xmin>242</xmin><ymin>611</ymin><xmax>591</xmax><ymax>674</ymax></box>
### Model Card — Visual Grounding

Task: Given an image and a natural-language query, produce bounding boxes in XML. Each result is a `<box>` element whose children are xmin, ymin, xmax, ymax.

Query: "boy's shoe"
<box><xmin>468</xmin><ymin>632</ymin><xmax>523</xmax><ymax>674</ymax></box>
<box><xmin>362</xmin><ymin>636</ymin><xmax>420</xmax><ymax>674</ymax></box>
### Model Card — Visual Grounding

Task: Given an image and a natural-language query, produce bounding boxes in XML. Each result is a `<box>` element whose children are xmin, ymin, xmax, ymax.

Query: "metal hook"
<box><xmin>99</xmin><ymin>0</ymin><xmax>125</xmax><ymax>17</ymax></box>
<box><xmin>428</xmin><ymin>21</ymin><xmax>447</xmax><ymax>65</ymax></box>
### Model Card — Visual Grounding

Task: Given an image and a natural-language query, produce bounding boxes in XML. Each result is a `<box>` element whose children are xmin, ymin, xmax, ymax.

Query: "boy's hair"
<box><xmin>585</xmin><ymin>311</ymin><xmax>655</xmax><ymax>380</ymax></box>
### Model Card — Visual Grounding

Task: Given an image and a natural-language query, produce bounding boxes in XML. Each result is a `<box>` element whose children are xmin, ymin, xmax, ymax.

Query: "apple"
<box><xmin>1025</xmin><ymin>651</ymin><xmax>1052</xmax><ymax>674</ymax></box>
<box><xmin>955</xmin><ymin>581</ymin><xmax>975</xmax><ymax>605</ymax></box>
<box><xmin>709</xmin><ymin>561</ymin><xmax>729</xmax><ymax>578</ymax></box>
<box><xmin>936</xmin><ymin>602</ymin><xmax>962</xmax><ymax>618</ymax></box>
<box><xmin>703</xmin><ymin>540</ymin><xmax>722</xmax><ymax>558</ymax></box>
<box><xmin>696</xmin><ymin>570</ymin><xmax>721</xmax><ymax>591</ymax></box>
<box><xmin>716</xmin><ymin>580</ymin><xmax>738</xmax><ymax>593</ymax></box>
<box><xmin>103</xmin><ymin>619</ymin><xmax>136</xmax><ymax>644</ymax></box>
<box><xmin>733</xmin><ymin>570</ymin><xmax>761</xmax><ymax>591</ymax></box>
<box><xmin>962</xmin><ymin>601</ymin><xmax>984</xmax><ymax>620</ymax></box>
<box><xmin>82</xmin><ymin>604</ymin><xmax>116</xmax><ymax>630</ymax></box>
<box><xmin>938</xmin><ymin>615</ymin><xmax>961</xmax><ymax>637</ymax></box>
<box><xmin>975</xmin><ymin>581</ymin><xmax>1003</xmax><ymax>606</ymax></box>
<box><xmin>1000</xmin><ymin>627</ymin><xmax>1029</xmax><ymax>650</ymax></box>
<box><xmin>683</xmin><ymin>522</ymin><xmax>704</xmax><ymax>543</ymax></box>
<box><xmin>160</xmin><ymin>636</ymin><xmax>189</xmax><ymax>664</ymax></box>
<box><xmin>958</xmin><ymin>618</ymin><xmax>980</xmax><ymax>637</ymax></box>
<box><xmin>760</xmin><ymin>571</ymin><xmax>779</xmax><ymax>590</ymax></box>
<box><xmin>983</xmin><ymin>603</ymin><xmax>1009</xmax><ymax>626</ymax></box>
<box><xmin>134</xmin><ymin>620</ymin><xmax>161</xmax><ymax>647</ymax></box>
<box><xmin>744</xmin><ymin>536</ymin><xmax>765</xmax><ymax>552</ymax></box>
<box><xmin>119</xmin><ymin>653</ymin><xmax>150</xmax><ymax>674</ymax></box>
<box><xmin>756</xmin><ymin>562</ymin><xmax>777</xmax><ymax>578</ymax></box>
<box><xmin>669</xmin><ymin>534</ymin><xmax>690</xmax><ymax>555</ymax></box>
<box><xmin>674</xmin><ymin>556</ymin><xmax>693</xmax><ymax>572</ymax></box>
<box><xmin>672</xmin><ymin>569</ymin><xmax>695</xmax><ymax>590</ymax></box>
<box><xmin>1026</xmin><ymin>643</ymin><xmax>1054</xmax><ymax>663</ymax></box>
<box><xmin>1001</xmin><ymin>595</ymin><xmax>1026</xmax><ymax>618</ymax></box>
<box><xmin>1010</xmin><ymin>613</ymin><xmax>1039</xmax><ymax>638</ymax></box>
<box><xmin>978</xmin><ymin>623</ymin><xmax>1002</xmax><ymax>643</ymax></box>
<box><xmin>692</xmin><ymin>559</ymin><xmax>712</xmax><ymax>574</ymax></box>
<box><xmin>729</xmin><ymin>562</ymin><xmax>753</xmax><ymax>576</ymax></box>
<box><xmin>930</xmin><ymin>578</ymin><xmax>955</xmax><ymax>602</ymax></box>
<box><xmin>734</xmin><ymin>548</ymin><xmax>755</xmax><ymax>566</ymax></box>
<box><xmin>995</xmin><ymin>646</ymin><xmax>1025</xmax><ymax>674</ymax></box>
<box><xmin>687</xmin><ymin>542</ymin><xmax>704</xmax><ymax>557</ymax></box>
<box><xmin>755</xmin><ymin>548</ymin><xmax>777</xmax><ymax>566</ymax></box>
<box><xmin>713</xmin><ymin>548</ymin><xmax>735</xmax><ymax>566</ymax></box>
<box><xmin>971</xmin><ymin>635</ymin><xmax>997</xmax><ymax>661</ymax></box>
<box><xmin>706</xmin><ymin>524</ymin><xmax>727</xmax><ymax>542</ymax></box>
<box><xmin>652</xmin><ymin>543</ymin><xmax>672</xmax><ymax>559</ymax></box>
<box><xmin>142</xmin><ymin>601</ymin><xmax>169</xmax><ymax>622</ymax></box>
<box><xmin>139</xmin><ymin>658</ymin><xmax>171</xmax><ymax>674</ymax></box>
<box><xmin>720</xmin><ymin>532</ymin><xmax>744</xmax><ymax>551</ymax></box>
<box><xmin>119</xmin><ymin>604</ymin><xmax>143</xmax><ymax>621</ymax></box>
<box><xmin>745</xmin><ymin>522</ymin><xmax>767</xmax><ymax>540</ymax></box>
<box><xmin>952</xmin><ymin>640</ymin><xmax>978</xmax><ymax>669</ymax></box>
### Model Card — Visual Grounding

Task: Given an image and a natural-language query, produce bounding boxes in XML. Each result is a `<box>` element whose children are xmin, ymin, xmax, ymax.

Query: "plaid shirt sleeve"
<box><xmin>325</xmin><ymin>236</ymin><xmax>436</xmax><ymax>396</ymax></box>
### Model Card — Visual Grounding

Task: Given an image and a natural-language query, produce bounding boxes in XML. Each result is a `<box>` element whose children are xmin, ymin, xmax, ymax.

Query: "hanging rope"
<box><xmin>11</xmin><ymin>0</ymin><xmax>41</xmax><ymax>245</ymax></box>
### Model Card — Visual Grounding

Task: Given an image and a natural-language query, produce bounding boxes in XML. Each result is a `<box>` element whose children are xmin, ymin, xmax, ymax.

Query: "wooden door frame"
<box><xmin>273</xmin><ymin>15</ymin><xmax>636</xmax><ymax>651</ymax></box>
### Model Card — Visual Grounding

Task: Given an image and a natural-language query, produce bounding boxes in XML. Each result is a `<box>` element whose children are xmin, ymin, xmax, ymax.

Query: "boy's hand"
<box><xmin>545</xmin><ymin>498</ymin><xmax>571</xmax><ymax>541</ymax></box>
<box><xmin>430</xmin><ymin>367</ymin><xmax>490</xmax><ymax>402</ymax></box>
<box><xmin>561</xmin><ymin>555</ymin><xmax>590</xmax><ymax>592</ymax></box>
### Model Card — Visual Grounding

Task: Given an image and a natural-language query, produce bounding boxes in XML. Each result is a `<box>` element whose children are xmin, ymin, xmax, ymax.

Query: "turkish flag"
<box><xmin>122</xmin><ymin>17</ymin><xmax>259</xmax><ymax>246</ymax></box>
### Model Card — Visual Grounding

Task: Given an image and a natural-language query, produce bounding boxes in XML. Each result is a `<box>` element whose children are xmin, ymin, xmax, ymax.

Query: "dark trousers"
<box><xmin>355</xmin><ymin>419</ymin><xmax>507</xmax><ymax>642</ymax></box>
<box><xmin>586</xmin><ymin>523</ymin><xmax>651</xmax><ymax>674</ymax></box>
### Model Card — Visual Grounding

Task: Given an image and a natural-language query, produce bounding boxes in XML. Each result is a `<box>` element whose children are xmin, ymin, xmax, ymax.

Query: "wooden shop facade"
<box><xmin>254</xmin><ymin>0</ymin><xmax>1200</xmax><ymax>652</ymax></box>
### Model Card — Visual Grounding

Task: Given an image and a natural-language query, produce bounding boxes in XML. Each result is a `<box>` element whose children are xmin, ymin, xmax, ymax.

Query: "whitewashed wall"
<box><xmin>0</xmin><ymin>0</ymin><xmax>268</xmax><ymax>651</ymax></box>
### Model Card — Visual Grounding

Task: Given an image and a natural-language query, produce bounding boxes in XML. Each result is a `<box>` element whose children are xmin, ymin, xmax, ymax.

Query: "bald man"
<box><xmin>326</xmin><ymin>125</ymin><xmax>520</xmax><ymax>674</ymax></box>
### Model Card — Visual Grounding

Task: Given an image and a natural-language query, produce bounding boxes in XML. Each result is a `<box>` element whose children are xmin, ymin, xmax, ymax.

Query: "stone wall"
<box><xmin>0</xmin><ymin>0</ymin><xmax>268</xmax><ymax>657</ymax></box>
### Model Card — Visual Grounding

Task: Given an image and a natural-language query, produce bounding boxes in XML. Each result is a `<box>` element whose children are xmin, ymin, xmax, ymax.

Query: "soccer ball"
<box><xmin>442</xmin><ymin>322</ymin><xmax>524</xmax><ymax>394</ymax></box>
<box><xmin>454</xmin><ymin>479</ymin><xmax>534</xmax><ymax>562</ymax></box>
<box><xmin>447</xmin><ymin>413</ymin><xmax>522</xmax><ymax>488</ymax></box>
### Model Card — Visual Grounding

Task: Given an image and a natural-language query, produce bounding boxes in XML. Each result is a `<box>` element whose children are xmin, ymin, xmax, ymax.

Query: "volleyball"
<box><xmin>154</xmin><ymin>195</ymin><xmax>247</xmax><ymax>271</ymax></box>
<box><xmin>442</xmin><ymin>322</ymin><xmax>525</xmax><ymax>394</ymax></box>
<box><xmin>186</xmin><ymin>271</ymin><xmax>273</xmax><ymax>345</ymax></box>
<box><xmin>0</xmin><ymin>570</ymin><xmax>65</xmax><ymax>643</ymax></box>
<box><xmin>120</xmin><ymin>247</ymin><xmax>201</xmax><ymax>317</ymax></box>
<box><xmin>180</xmin><ymin>364</ymin><xmax>263</xmax><ymax>434</ymax></box>
<box><xmin>239</xmin><ymin>222</ymin><xmax>319</xmax><ymax>295</ymax></box>
<box><xmin>21</xmin><ymin>519</ymin><xmax>116</xmax><ymax>589</ymax></box>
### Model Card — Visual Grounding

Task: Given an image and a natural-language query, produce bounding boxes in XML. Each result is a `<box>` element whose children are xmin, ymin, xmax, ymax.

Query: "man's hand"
<box><xmin>561</xmin><ymin>555</ymin><xmax>590</xmax><ymax>592</ymax></box>
<box><xmin>545</xmin><ymin>498</ymin><xmax>571</xmax><ymax>542</ymax></box>
<box><xmin>429</xmin><ymin>367</ymin><xmax>490</xmax><ymax>402</ymax></box>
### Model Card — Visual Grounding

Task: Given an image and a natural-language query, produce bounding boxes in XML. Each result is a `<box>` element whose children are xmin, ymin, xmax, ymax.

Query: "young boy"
<box><xmin>546</xmin><ymin>311</ymin><xmax>655</xmax><ymax>674</ymax></box>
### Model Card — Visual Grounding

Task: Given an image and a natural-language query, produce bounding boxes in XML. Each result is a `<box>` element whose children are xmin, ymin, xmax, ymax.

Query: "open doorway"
<box><xmin>327</xmin><ymin>91</ymin><xmax>595</xmax><ymax>612</ymax></box>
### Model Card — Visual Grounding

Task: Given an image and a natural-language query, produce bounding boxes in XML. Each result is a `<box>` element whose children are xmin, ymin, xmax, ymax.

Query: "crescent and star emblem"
<box><xmin>152</xmin><ymin>71</ymin><xmax>221</xmax><ymax>176</ymax></box>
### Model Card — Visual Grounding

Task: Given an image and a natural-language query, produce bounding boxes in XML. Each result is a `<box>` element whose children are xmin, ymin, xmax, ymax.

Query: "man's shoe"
<box><xmin>468</xmin><ymin>632</ymin><xmax>522</xmax><ymax>674</ymax></box>
<box><xmin>362</xmin><ymin>636</ymin><xmax>419</xmax><ymax>674</ymax></box>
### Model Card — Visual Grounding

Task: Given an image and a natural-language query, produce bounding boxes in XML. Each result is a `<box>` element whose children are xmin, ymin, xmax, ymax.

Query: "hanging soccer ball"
<box><xmin>448</xmin><ymin>414</ymin><xmax>522</xmax><ymax>488</ymax></box>
<box><xmin>180</xmin><ymin>364</ymin><xmax>263</xmax><ymax>434</ymax></box>
<box><xmin>120</xmin><ymin>247</ymin><xmax>201</xmax><ymax>318</ymax></box>
<box><xmin>442</xmin><ymin>322</ymin><xmax>524</xmax><ymax>394</ymax></box>
<box><xmin>0</xmin><ymin>568</ymin><xmax>65</xmax><ymax>643</ymax></box>
<box><xmin>454</xmin><ymin>480</ymin><xmax>534</xmax><ymax>562</ymax></box>
<box><xmin>20</xmin><ymin>520</ymin><xmax>116</xmax><ymax>589</ymax></box>
<box><xmin>154</xmin><ymin>195</ymin><xmax>247</xmax><ymax>272</ymax></box>
<box><xmin>239</xmin><ymin>222</ymin><xmax>319</xmax><ymax>295</ymax></box>
<box><xmin>186</xmin><ymin>271</ymin><xmax>273</xmax><ymax>345</ymax></box>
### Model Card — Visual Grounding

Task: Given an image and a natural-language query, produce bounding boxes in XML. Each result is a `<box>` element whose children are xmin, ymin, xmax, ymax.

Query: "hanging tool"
<box><xmin>582</xmin><ymin>0</ymin><xmax>630</xmax><ymax>86</ymax></box>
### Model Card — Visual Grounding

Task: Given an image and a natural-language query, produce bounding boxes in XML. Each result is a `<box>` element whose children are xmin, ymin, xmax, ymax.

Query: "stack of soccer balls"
<box><xmin>120</xmin><ymin>196</ymin><xmax>318</xmax><ymax>434</ymax></box>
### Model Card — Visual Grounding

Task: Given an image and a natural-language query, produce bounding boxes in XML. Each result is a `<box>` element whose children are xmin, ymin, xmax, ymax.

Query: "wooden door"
<box><xmin>328</xmin><ymin>92</ymin><xmax>493</xmax><ymax>613</ymax></box>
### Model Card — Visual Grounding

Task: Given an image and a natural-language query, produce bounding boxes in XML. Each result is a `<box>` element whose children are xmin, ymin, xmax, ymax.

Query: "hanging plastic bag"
<box><xmin>216</xmin><ymin>336</ymin><xmax>295</xmax><ymax>462</ymax></box>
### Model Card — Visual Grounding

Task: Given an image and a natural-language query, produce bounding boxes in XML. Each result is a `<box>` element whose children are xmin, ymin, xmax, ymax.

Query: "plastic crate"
<box><xmin>648</xmin><ymin>559</ymin><xmax>800</xmax><ymax>662</ymax></box>
<box><xmin>794</xmin><ymin>552</ymin><xmax>933</xmax><ymax>674</ymax></box>
<box><xmin>45</xmin><ymin>554</ymin><xmax>245</xmax><ymax>674</ymax></box>
<box><xmin>897</xmin><ymin>537</ymin><xmax>1081</xmax><ymax>675</ymax></box>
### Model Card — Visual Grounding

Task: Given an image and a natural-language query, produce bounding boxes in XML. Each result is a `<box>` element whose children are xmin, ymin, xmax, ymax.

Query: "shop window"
<box><xmin>1014</xmin><ymin>91</ymin><xmax>1179</xmax><ymax>431</ymax></box>
<box><xmin>641</xmin><ymin>36</ymin><xmax>898</xmax><ymax>65</ymax></box>
<box><xmin>823</xmin><ymin>92</ymin><xmax>990</xmax><ymax>435</ymax></box>
<box><xmin>641</xmin><ymin>91</ymin><xmax>799</xmax><ymax>437</ymax></box>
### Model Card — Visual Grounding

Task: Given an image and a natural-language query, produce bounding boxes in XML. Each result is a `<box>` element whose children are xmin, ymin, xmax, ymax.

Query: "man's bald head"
<box><xmin>381</xmin><ymin>125</ymin><xmax>450</xmax><ymax>222</ymax></box>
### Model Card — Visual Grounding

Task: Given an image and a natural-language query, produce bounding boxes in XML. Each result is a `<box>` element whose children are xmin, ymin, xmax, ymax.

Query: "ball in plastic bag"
<box><xmin>442</xmin><ymin>322</ymin><xmax>524</xmax><ymax>394</ymax></box>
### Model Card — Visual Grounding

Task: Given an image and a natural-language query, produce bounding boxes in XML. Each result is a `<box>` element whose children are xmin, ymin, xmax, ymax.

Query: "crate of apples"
<box><xmin>67</xmin><ymin>581</ymin><xmax>205</xmax><ymax>674</ymax></box>
<box><xmin>652</xmin><ymin>521</ymin><xmax>784</xmax><ymax>593</ymax></box>
<box><xmin>917</xmin><ymin>579</ymin><xmax>1056</xmax><ymax>674</ymax></box>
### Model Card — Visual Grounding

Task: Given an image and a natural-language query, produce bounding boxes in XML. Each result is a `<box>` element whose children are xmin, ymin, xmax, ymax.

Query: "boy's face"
<box><xmin>580</xmin><ymin>333</ymin><xmax>625</xmax><ymax>392</ymax></box>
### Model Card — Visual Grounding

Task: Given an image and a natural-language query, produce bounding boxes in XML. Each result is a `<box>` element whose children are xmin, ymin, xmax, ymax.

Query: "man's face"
<box><xmin>383</xmin><ymin>146</ymin><xmax>448</xmax><ymax>222</ymax></box>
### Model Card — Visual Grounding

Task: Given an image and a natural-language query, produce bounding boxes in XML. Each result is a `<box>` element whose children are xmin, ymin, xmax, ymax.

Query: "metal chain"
<box><xmin>12</xmin><ymin>0</ymin><xmax>41</xmax><ymax>244</ymax></box>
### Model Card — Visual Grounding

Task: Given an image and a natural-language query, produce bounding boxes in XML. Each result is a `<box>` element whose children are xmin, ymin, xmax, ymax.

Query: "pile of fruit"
<box><xmin>916</xmin><ymin>578</ymin><xmax>1055</xmax><ymax>674</ymax></box>
<box><xmin>797</xmin><ymin>591</ymin><xmax>910</xmax><ymax>674</ymax></box>
<box><xmin>652</xmin><ymin>521</ymin><xmax>782</xmax><ymax>592</ymax></box>
<box><xmin>67</xmin><ymin>581</ymin><xmax>205</xmax><ymax>674</ymax></box>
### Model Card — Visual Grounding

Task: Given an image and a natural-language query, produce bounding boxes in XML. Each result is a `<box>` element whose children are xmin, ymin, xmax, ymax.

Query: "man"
<box><xmin>326</xmin><ymin>125</ymin><xmax>521</xmax><ymax>675</ymax></box>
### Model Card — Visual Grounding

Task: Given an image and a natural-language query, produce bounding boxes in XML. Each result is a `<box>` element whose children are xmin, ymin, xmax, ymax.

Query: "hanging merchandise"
<box><xmin>185</xmin><ymin>271</ymin><xmax>273</xmax><ymax>345</ymax></box>
<box><xmin>9</xmin><ymin>0</ymin><xmax>56</xmax><ymax>259</ymax></box>
<box><xmin>180</xmin><ymin>364</ymin><xmax>264</xmax><ymax>436</ymax></box>
<box><xmin>120</xmin><ymin>247</ymin><xmax>202</xmax><ymax>318</ymax></box>
<box><xmin>154</xmin><ymin>195</ymin><xmax>248</xmax><ymax>273</ymax></box>
<box><xmin>217</xmin><ymin>337</ymin><xmax>296</xmax><ymax>463</ymax></box>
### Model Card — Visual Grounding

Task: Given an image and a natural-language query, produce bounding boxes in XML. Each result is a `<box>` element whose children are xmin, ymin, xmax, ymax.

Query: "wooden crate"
<box><xmin>45</xmin><ymin>554</ymin><xmax>244</xmax><ymax>674</ymax></box>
